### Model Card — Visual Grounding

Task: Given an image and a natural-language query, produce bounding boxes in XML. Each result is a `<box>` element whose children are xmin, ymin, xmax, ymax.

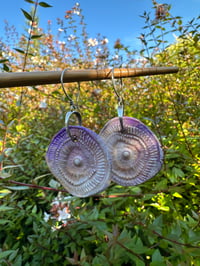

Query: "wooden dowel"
<box><xmin>0</xmin><ymin>67</ymin><xmax>179</xmax><ymax>88</ymax></box>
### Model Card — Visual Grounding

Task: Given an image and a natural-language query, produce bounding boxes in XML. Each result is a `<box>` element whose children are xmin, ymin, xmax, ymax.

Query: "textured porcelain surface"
<box><xmin>46</xmin><ymin>126</ymin><xmax>111</xmax><ymax>197</ymax></box>
<box><xmin>99</xmin><ymin>116</ymin><xmax>163</xmax><ymax>186</ymax></box>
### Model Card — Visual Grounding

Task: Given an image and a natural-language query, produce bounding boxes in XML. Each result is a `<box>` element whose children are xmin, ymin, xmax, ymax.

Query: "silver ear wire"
<box><xmin>61</xmin><ymin>69</ymin><xmax>81</xmax><ymax>111</ymax></box>
<box><xmin>60</xmin><ymin>69</ymin><xmax>82</xmax><ymax>141</ymax></box>
<box><xmin>111</xmin><ymin>68</ymin><xmax>124</xmax><ymax>131</ymax></box>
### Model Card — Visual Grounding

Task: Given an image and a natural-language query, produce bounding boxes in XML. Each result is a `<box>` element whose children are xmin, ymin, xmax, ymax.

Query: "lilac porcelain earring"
<box><xmin>99</xmin><ymin>69</ymin><xmax>163</xmax><ymax>186</ymax></box>
<box><xmin>46</xmin><ymin>70</ymin><xmax>111</xmax><ymax>198</ymax></box>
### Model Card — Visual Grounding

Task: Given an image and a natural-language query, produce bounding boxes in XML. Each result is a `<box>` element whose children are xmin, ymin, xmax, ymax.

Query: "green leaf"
<box><xmin>191</xmin><ymin>210</ymin><xmax>199</xmax><ymax>220</ymax></box>
<box><xmin>39</xmin><ymin>2</ymin><xmax>52</xmax><ymax>7</ymax></box>
<box><xmin>24</xmin><ymin>0</ymin><xmax>35</xmax><ymax>3</ymax></box>
<box><xmin>83</xmin><ymin>235</ymin><xmax>96</xmax><ymax>241</ymax></box>
<box><xmin>7</xmin><ymin>120</ymin><xmax>16</xmax><ymax>128</ymax></box>
<box><xmin>151</xmin><ymin>249</ymin><xmax>164</xmax><ymax>263</ymax></box>
<box><xmin>172</xmin><ymin>167</ymin><xmax>185</xmax><ymax>178</ymax></box>
<box><xmin>149</xmin><ymin>203</ymin><xmax>169</xmax><ymax>212</ymax></box>
<box><xmin>0</xmin><ymin>189</ymin><xmax>11</xmax><ymax>198</ymax></box>
<box><xmin>92</xmin><ymin>255</ymin><xmax>110</xmax><ymax>266</ymax></box>
<box><xmin>32</xmin><ymin>205</ymin><xmax>37</xmax><ymax>214</ymax></box>
<box><xmin>21</xmin><ymin>9</ymin><xmax>33</xmax><ymax>21</ymax></box>
<box><xmin>49</xmin><ymin>179</ymin><xmax>60</xmax><ymax>189</ymax></box>
<box><xmin>0</xmin><ymin>59</ymin><xmax>9</xmax><ymax>63</ymax></box>
<box><xmin>150</xmin><ymin>215</ymin><xmax>163</xmax><ymax>233</ymax></box>
<box><xmin>66</xmin><ymin>257</ymin><xmax>76</xmax><ymax>265</ymax></box>
<box><xmin>80</xmin><ymin>248</ymin><xmax>86</xmax><ymax>261</ymax></box>
<box><xmin>172</xmin><ymin>192</ymin><xmax>182</xmax><ymax>198</ymax></box>
<box><xmin>0</xmin><ymin>206</ymin><xmax>14</xmax><ymax>211</ymax></box>
<box><xmin>89</xmin><ymin>221</ymin><xmax>108</xmax><ymax>231</ymax></box>
<box><xmin>154</xmin><ymin>179</ymin><xmax>168</xmax><ymax>190</ymax></box>
<box><xmin>0</xmin><ymin>170</ymin><xmax>11</xmax><ymax>178</ymax></box>
<box><xmin>3</xmin><ymin>164</ymin><xmax>22</xmax><ymax>170</ymax></box>
<box><xmin>13</xmin><ymin>255</ymin><xmax>22</xmax><ymax>265</ymax></box>
<box><xmin>133</xmin><ymin>244</ymin><xmax>149</xmax><ymax>254</ymax></box>
<box><xmin>8</xmin><ymin>249</ymin><xmax>19</xmax><ymax>261</ymax></box>
<box><xmin>185</xmin><ymin>248</ymin><xmax>200</xmax><ymax>256</ymax></box>
<box><xmin>5</xmin><ymin>186</ymin><xmax>30</xmax><ymax>190</ymax></box>
<box><xmin>87</xmin><ymin>207</ymin><xmax>99</xmax><ymax>220</ymax></box>
<box><xmin>31</xmin><ymin>34</ymin><xmax>43</xmax><ymax>39</ymax></box>
<box><xmin>14</xmin><ymin>48</ymin><xmax>25</xmax><ymax>54</ymax></box>
<box><xmin>3</xmin><ymin>63</ymin><xmax>9</xmax><ymax>72</ymax></box>
<box><xmin>0</xmin><ymin>250</ymin><xmax>15</xmax><ymax>259</ymax></box>
<box><xmin>135</xmin><ymin>258</ymin><xmax>145</xmax><ymax>266</ymax></box>
<box><xmin>177</xmin><ymin>19</ymin><xmax>182</xmax><ymax>25</ymax></box>
<box><xmin>130</xmin><ymin>186</ymin><xmax>142</xmax><ymax>194</ymax></box>
<box><xmin>143</xmin><ymin>194</ymin><xmax>154</xmax><ymax>200</ymax></box>
<box><xmin>0</xmin><ymin>155</ymin><xmax>4</xmax><ymax>163</ymax></box>
<box><xmin>0</xmin><ymin>219</ymin><xmax>11</xmax><ymax>225</ymax></box>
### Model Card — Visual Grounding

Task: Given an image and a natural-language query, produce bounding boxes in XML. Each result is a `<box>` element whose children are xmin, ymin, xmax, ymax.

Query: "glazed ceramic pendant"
<box><xmin>99</xmin><ymin>116</ymin><xmax>163</xmax><ymax>186</ymax></box>
<box><xmin>46</xmin><ymin>112</ymin><xmax>111</xmax><ymax>198</ymax></box>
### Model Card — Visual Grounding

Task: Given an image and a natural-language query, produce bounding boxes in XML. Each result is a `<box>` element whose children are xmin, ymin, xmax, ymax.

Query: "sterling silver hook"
<box><xmin>111</xmin><ymin>68</ymin><xmax>124</xmax><ymax>131</ymax></box>
<box><xmin>111</xmin><ymin>68</ymin><xmax>124</xmax><ymax>115</ymax></box>
<box><xmin>61</xmin><ymin>69</ymin><xmax>82</xmax><ymax>141</ymax></box>
<box><xmin>111</xmin><ymin>68</ymin><xmax>120</xmax><ymax>99</ymax></box>
<box><xmin>61</xmin><ymin>68</ymin><xmax>80</xmax><ymax>111</ymax></box>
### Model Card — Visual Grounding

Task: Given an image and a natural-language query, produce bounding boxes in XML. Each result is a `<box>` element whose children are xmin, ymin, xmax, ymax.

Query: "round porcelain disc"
<box><xmin>46</xmin><ymin>126</ymin><xmax>111</xmax><ymax>197</ymax></box>
<box><xmin>99</xmin><ymin>116</ymin><xmax>163</xmax><ymax>186</ymax></box>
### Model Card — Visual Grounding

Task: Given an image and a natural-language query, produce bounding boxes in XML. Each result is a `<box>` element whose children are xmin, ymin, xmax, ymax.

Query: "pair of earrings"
<box><xmin>46</xmin><ymin>69</ymin><xmax>163</xmax><ymax>198</ymax></box>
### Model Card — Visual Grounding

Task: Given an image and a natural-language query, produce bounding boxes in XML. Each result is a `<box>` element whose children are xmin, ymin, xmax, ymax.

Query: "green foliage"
<box><xmin>21</xmin><ymin>8</ymin><xmax>33</xmax><ymax>21</ymax></box>
<box><xmin>0</xmin><ymin>0</ymin><xmax>200</xmax><ymax>265</ymax></box>
<box><xmin>39</xmin><ymin>2</ymin><xmax>52</xmax><ymax>8</ymax></box>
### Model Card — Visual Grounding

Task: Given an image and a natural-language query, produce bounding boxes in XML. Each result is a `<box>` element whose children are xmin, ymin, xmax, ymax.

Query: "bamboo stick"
<box><xmin>0</xmin><ymin>67</ymin><xmax>178</xmax><ymax>88</ymax></box>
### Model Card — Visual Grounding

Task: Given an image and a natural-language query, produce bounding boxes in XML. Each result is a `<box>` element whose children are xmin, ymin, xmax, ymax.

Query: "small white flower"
<box><xmin>135</xmin><ymin>57</ymin><xmax>148</xmax><ymax>64</ymax></box>
<box><xmin>96</xmin><ymin>48</ymin><xmax>102</xmax><ymax>54</ymax></box>
<box><xmin>39</xmin><ymin>99</ymin><xmax>47</xmax><ymax>109</ymax></box>
<box><xmin>112</xmin><ymin>54</ymin><xmax>119</xmax><ymax>60</ymax></box>
<box><xmin>51</xmin><ymin>225</ymin><xmax>62</xmax><ymax>231</ymax></box>
<box><xmin>68</xmin><ymin>34</ymin><xmax>76</xmax><ymax>41</ymax></box>
<box><xmin>63</xmin><ymin>196</ymin><xmax>74</xmax><ymax>201</ymax></box>
<box><xmin>73</xmin><ymin>10</ymin><xmax>80</xmax><ymax>15</ymax></box>
<box><xmin>58</xmin><ymin>41</ymin><xmax>66</xmax><ymax>45</ymax></box>
<box><xmin>87</xmin><ymin>38</ymin><xmax>98</xmax><ymax>47</ymax></box>
<box><xmin>51</xmin><ymin>196</ymin><xmax>62</xmax><ymax>205</ymax></box>
<box><xmin>44</xmin><ymin>212</ymin><xmax>50</xmax><ymax>222</ymax></box>
<box><xmin>57</xmin><ymin>207</ymin><xmax>71</xmax><ymax>221</ymax></box>
<box><xmin>101</xmin><ymin>38</ymin><xmax>109</xmax><ymax>45</ymax></box>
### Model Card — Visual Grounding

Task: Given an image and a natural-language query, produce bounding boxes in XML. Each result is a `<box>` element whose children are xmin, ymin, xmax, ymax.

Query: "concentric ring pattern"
<box><xmin>46</xmin><ymin>126</ymin><xmax>111</xmax><ymax>197</ymax></box>
<box><xmin>99</xmin><ymin>117</ymin><xmax>163</xmax><ymax>186</ymax></box>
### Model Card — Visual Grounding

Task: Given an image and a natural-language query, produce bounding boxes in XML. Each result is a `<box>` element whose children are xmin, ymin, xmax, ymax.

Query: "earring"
<box><xmin>99</xmin><ymin>69</ymin><xmax>163</xmax><ymax>186</ymax></box>
<box><xmin>46</xmin><ymin>69</ymin><xmax>111</xmax><ymax>197</ymax></box>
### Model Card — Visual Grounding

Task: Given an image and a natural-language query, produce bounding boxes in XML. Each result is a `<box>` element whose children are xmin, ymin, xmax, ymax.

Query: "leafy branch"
<box><xmin>152</xmin><ymin>229</ymin><xmax>200</xmax><ymax>249</ymax></box>
<box><xmin>0</xmin><ymin>175</ymin><xmax>185</xmax><ymax>196</ymax></box>
<box><xmin>15</xmin><ymin>0</ymin><xmax>52</xmax><ymax>105</ymax></box>
<box><xmin>20</xmin><ymin>1</ymin><xmax>40</xmax><ymax>71</ymax></box>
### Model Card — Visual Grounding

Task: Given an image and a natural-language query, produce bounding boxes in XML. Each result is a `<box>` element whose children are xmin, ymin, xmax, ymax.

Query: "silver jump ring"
<box><xmin>65</xmin><ymin>111</ymin><xmax>82</xmax><ymax>142</ymax></box>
